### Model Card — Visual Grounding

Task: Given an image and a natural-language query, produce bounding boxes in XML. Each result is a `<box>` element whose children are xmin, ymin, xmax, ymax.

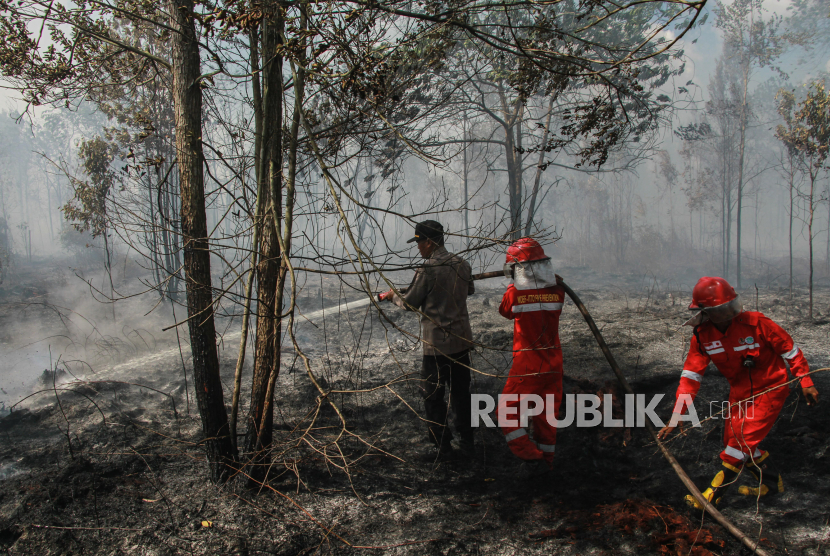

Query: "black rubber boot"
<box><xmin>458</xmin><ymin>432</ymin><xmax>475</xmax><ymax>459</ymax></box>
<box><xmin>685</xmin><ymin>461</ymin><xmax>741</xmax><ymax>509</ymax></box>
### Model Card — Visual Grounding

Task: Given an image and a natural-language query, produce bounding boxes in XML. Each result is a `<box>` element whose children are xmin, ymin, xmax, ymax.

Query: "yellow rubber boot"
<box><xmin>739</xmin><ymin>453</ymin><xmax>784</xmax><ymax>497</ymax></box>
<box><xmin>685</xmin><ymin>462</ymin><xmax>740</xmax><ymax>509</ymax></box>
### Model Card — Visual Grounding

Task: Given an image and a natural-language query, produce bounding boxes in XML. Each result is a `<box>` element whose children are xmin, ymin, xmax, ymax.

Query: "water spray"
<box><xmin>300</xmin><ymin>296</ymin><xmax>376</xmax><ymax>323</ymax></box>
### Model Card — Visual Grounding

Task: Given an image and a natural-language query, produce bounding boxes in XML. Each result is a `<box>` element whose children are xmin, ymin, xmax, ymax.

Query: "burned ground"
<box><xmin>0</xmin><ymin>266</ymin><xmax>828</xmax><ymax>555</ymax></box>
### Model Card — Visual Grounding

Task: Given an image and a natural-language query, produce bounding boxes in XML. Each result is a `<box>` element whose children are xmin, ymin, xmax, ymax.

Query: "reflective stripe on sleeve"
<box><xmin>511</xmin><ymin>302</ymin><xmax>564</xmax><ymax>313</ymax></box>
<box><xmin>504</xmin><ymin>428</ymin><xmax>528</xmax><ymax>443</ymax></box>
<box><xmin>782</xmin><ymin>345</ymin><xmax>800</xmax><ymax>360</ymax></box>
<box><xmin>537</xmin><ymin>443</ymin><xmax>556</xmax><ymax>453</ymax></box>
<box><xmin>724</xmin><ymin>445</ymin><xmax>748</xmax><ymax>462</ymax></box>
<box><xmin>680</xmin><ymin>370</ymin><xmax>702</xmax><ymax>383</ymax></box>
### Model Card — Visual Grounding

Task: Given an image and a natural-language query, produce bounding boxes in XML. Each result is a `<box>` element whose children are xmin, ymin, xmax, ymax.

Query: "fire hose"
<box><xmin>467</xmin><ymin>270</ymin><xmax>769</xmax><ymax>556</ymax></box>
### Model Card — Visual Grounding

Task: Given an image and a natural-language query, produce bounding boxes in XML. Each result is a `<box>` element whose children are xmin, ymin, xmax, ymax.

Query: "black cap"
<box><xmin>406</xmin><ymin>220</ymin><xmax>444</xmax><ymax>244</ymax></box>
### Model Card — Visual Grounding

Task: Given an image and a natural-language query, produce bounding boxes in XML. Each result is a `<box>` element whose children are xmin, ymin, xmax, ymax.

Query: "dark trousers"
<box><xmin>421</xmin><ymin>351</ymin><xmax>473</xmax><ymax>448</ymax></box>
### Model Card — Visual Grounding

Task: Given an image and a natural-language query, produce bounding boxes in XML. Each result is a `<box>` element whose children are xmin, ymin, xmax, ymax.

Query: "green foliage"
<box><xmin>62</xmin><ymin>136</ymin><xmax>120</xmax><ymax>237</ymax></box>
<box><xmin>715</xmin><ymin>0</ymin><xmax>786</xmax><ymax>77</ymax></box>
<box><xmin>775</xmin><ymin>82</ymin><xmax>830</xmax><ymax>170</ymax></box>
<box><xmin>454</xmin><ymin>0</ymin><xmax>689</xmax><ymax>168</ymax></box>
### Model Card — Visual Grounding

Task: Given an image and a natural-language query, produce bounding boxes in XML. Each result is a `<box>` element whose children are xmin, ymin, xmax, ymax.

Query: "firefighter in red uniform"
<box><xmin>658</xmin><ymin>277</ymin><xmax>819</xmax><ymax>508</ymax></box>
<box><xmin>496</xmin><ymin>238</ymin><xmax>564</xmax><ymax>468</ymax></box>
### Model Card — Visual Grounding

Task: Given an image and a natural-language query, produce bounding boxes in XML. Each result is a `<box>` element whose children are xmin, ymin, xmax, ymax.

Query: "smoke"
<box><xmin>0</xmin><ymin>256</ymin><xmax>183</xmax><ymax>413</ymax></box>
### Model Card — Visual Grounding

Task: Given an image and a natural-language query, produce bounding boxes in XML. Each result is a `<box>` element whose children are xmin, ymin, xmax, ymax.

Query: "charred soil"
<box><xmin>1</xmin><ymin>268</ymin><xmax>829</xmax><ymax>555</ymax></box>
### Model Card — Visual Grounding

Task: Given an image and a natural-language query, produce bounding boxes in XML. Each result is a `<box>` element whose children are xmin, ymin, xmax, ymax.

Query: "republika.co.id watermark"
<box><xmin>468</xmin><ymin>393</ymin><xmax>747</xmax><ymax>428</ymax></box>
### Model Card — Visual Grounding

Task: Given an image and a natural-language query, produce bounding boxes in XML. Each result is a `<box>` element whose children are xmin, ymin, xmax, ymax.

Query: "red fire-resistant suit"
<box><xmin>497</xmin><ymin>284</ymin><xmax>565</xmax><ymax>463</ymax></box>
<box><xmin>674</xmin><ymin>311</ymin><xmax>813</xmax><ymax>467</ymax></box>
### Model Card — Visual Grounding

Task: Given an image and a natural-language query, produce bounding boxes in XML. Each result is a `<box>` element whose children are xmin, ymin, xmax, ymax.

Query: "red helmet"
<box><xmin>506</xmin><ymin>238</ymin><xmax>549</xmax><ymax>265</ymax></box>
<box><xmin>689</xmin><ymin>276</ymin><xmax>737</xmax><ymax>309</ymax></box>
<box><xmin>685</xmin><ymin>276</ymin><xmax>742</xmax><ymax>325</ymax></box>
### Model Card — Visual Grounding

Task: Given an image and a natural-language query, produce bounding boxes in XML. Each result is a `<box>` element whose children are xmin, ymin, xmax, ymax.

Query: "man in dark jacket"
<box><xmin>380</xmin><ymin>220</ymin><xmax>475</xmax><ymax>460</ymax></box>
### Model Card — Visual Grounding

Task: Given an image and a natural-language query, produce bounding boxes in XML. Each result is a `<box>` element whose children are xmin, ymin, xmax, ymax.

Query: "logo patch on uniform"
<box><xmin>745</xmin><ymin>337</ymin><xmax>753</xmax><ymax>344</ymax></box>
<box><xmin>703</xmin><ymin>340</ymin><xmax>723</xmax><ymax>351</ymax></box>
<box><xmin>516</xmin><ymin>293</ymin><xmax>560</xmax><ymax>304</ymax></box>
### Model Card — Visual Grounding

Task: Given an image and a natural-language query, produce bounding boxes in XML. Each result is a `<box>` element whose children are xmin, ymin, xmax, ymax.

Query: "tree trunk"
<box><xmin>462</xmin><ymin>116</ymin><xmax>470</xmax><ymax>250</ymax></box>
<box><xmin>46</xmin><ymin>178</ymin><xmax>54</xmax><ymax>240</ymax></box>
<box><xmin>504</xmin><ymin>123</ymin><xmax>520</xmax><ymax>239</ymax></box>
<box><xmin>244</xmin><ymin>7</ymin><xmax>284</xmax><ymax>486</ymax></box>
<box><xmin>721</xmin><ymin>148</ymin><xmax>728</xmax><ymax>276</ymax></box>
<box><xmin>160</xmin><ymin>174</ymin><xmax>173</xmax><ymax>293</ymax></box>
<box><xmin>826</xmin><ymin>181</ymin><xmax>829</xmax><ymax>276</ymax></box>
<box><xmin>514</xmin><ymin>104</ymin><xmax>523</xmax><ymax>240</ymax></box>
<box><xmin>725</xmin><ymin>181</ymin><xmax>732</xmax><ymax>279</ymax></box>
<box><xmin>257</xmin><ymin>48</ymin><xmax>307</xmax><ymax>467</ymax></box>
<box><xmin>230</xmin><ymin>26</ymin><xmax>266</xmax><ymax>455</ymax></box>
<box><xmin>809</xmin><ymin>169</ymin><xmax>815</xmax><ymax>320</ymax></box>
<box><xmin>735</xmin><ymin>61</ymin><xmax>750</xmax><ymax>290</ymax></box>
<box><xmin>168</xmin><ymin>0</ymin><xmax>234</xmax><ymax>483</ymax></box>
<box><xmin>500</xmin><ymin>87</ymin><xmax>523</xmax><ymax>241</ymax></box>
<box><xmin>788</xmin><ymin>160</ymin><xmax>794</xmax><ymax>298</ymax></box>
<box><xmin>146</xmin><ymin>163</ymin><xmax>164</xmax><ymax>298</ymax></box>
<box><xmin>754</xmin><ymin>196</ymin><xmax>759</xmax><ymax>270</ymax></box>
<box><xmin>525</xmin><ymin>98</ymin><xmax>554</xmax><ymax>237</ymax></box>
<box><xmin>357</xmin><ymin>160</ymin><xmax>372</xmax><ymax>248</ymax></box>
<box><xmin>689</xmin><ymin>208</ymin><xmax>693</xmax><ymax>249</ymax></box>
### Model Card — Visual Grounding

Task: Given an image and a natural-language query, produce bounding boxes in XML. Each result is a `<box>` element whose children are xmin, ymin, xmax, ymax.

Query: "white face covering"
<box><xmin>512</xmin><ymin>259</ymin><xmax>557</xmax><ymax>290</ymax></box>
<box><xmin>683</xmin><ymin>295</ymin><xmax>743</xmax><ymax>327</ymax></box>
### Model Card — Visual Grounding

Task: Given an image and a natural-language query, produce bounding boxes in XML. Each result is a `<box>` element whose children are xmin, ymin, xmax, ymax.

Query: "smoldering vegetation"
<box><xmin>0</xmin><ymin>260</ymin><xmax>828</xmax><ymax>555</ymax></box>
<box><xmin>0</xmin><ymin>260</ymin><xmax>187</xmax><ymax>416</ymax></box>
